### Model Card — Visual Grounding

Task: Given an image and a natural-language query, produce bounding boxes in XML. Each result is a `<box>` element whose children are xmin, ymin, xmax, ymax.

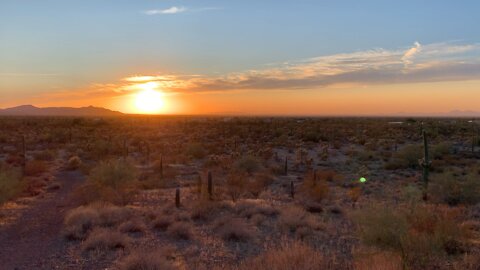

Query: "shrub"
<box><xmin>234</xmin><ymin>241</ymin><xmax>324</xmax><ymax>270</ymax></box>
<box><xmin>226</xmin><ymin>171</ymin><xmax>246</xmax><ymax>201</ymax></box>
<box><xmin>64</xmin><ymin>206</ymin><xmax>100</xmax><ymax>240</ymax></box>
<box><xmin>82</xmin><ymin>228</ymin><xmax>131</xmax><ymax>251</ymax></box>
<box><xmin>235</xmin><ymin>156</ymin><xmax>261</xmax><ymax>174</ymax></box>
<box><xmin>385</xmin><ymin>144</ymin><xmax>422</xmax><ymax>170</ymax></box>
<box><xmin>353</xmin><ymin>206</ymin><xmax>408</xmax><ymax>250</ymax></box>
<box><xmin>185</xmin><ymin>143</ymin><xmax>206</xmax><ymax>159</ymax></box>
<box><xmin>89</xmin><ymin>159</ymin><xmax>137</xmax><ymax>189</ymax></box>
<box><xmin>24</xmin><ymin>160</ymin><xmax>47</xmax><ymax>176</ymax></box>
<box><xmin>33</xmin><ymin>150</ymin><xmax>56</xmax><ymax>161</ymax></box>
<box><xmin>235</xmin><ymin>200</ymin><xmax>278</xmax><ymax>219</ymax></box>
<box><xmin>300</xmin><ymin>172</ymin><xmax>329</xmax><ymax>202</ymax></box>
<box><xmin>80</xmin><ymin>159</ymin><xmax>138</xmax><ymax>204</ymax></box>
<box><xmin>119</xmin><ymin>250</ymin><xmax>177</xmax><ymax>270</ymax></box>
<box><xmin>152</xmin><ymin>215</ymin><xmax>173</xmax><ymax>231</ymax></box>
<box><xmin>353</xmin><ymin>205</ymin><xmax>469</xmax><ymax>268</ymax></box>
<box><xmin>215</xmin><ymin>217</ymin><xmax>256</xmax><ymax>242</ymax></box>
<box><xmin>67</xmin><ymin>156</ymin><xmax>82</xmax><ymax>170</ymax></box>
<box><xmin>354</xmin><ymin>250</ymin><xmax>402</xmax><ymax>270</ymax></box>
<box><xmin>63</xmin><ymin>204</ymin><xmax>132</xmax><ymax>240</ymax></box>
<box><xmin>167</xmin><ymin>221</ymin><xmax>194</xmax><ymax>240</ymax></box>
<box><xmin>0</xmin><ymin>165</ymin><xmax>23</xmax><ymax>204</ymax></box>
<box><xmin>430</xmin><ymin>172</ymin><xmax>480</xmax><ymax>205</ymax></box>
<box><xmin>119</xmin><ymin>219</ymin><xmax>146</xmax><ymax>234</ymax></box>
<box><xmin>278</xmin><ymin>205</ymin><xmax>323</xmax><ymax>234</ymax></box>
<box><xmin>247</xmin><ymin>173</ymin><xmax>274</xmax><ymax>197</ymax></box>
<box><xmin>432</xmin><ymin>142</ymin><xmax>451</xmax><ymax>159</ymax></box>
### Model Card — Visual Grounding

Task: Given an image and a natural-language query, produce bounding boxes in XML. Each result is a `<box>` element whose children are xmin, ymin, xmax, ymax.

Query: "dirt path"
<box><xmin>0</xmin><ymin>170</ymin><xmax>85</xmax><ymax>270</ymax></box>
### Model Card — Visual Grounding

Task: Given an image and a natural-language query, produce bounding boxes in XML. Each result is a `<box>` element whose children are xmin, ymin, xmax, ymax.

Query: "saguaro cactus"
<box><xmin>159</xmin><ymin>155</ymin><xmax>163</xmax><ymax>179</ymax></box>
<box><xmin>123</xmin><ymin>138</ymin><xmax>128</xmax><ymax>160</ymax></box>
<box><xmin>419</xmin><ymin>130</ymin><xmax>431</xmax><ymax>201</ymax></box>
<box><xmin>175</xmin><ymin>187</ymin><xmax>181</xmax><ymax>208</ymax></box>
<box><xmin>290</xmin><ymin>181</ymin><xmax>295</xmax><ymax>198</ymax></box>
<box><xmin>207</xmin><ymin>171</ymin><xmax>213</xmax><ymax>200</ymax></box>
<box><xmin>21</xmin><ymin>135</ymin><xmax>26</xmax><ymax>174</ymax></box>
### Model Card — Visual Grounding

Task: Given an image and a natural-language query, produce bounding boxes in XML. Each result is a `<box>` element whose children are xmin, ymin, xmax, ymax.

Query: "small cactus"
<box><xmin>159</xmin><ymin>155</ymin><xmax>163</xmax><ymax>179</ymax></box>
<box><xmin>290</xmin><ymin>181</ymin><xmax>295</xmax><ymax>198</ymax></box>
<box><xmin>207</xmin><ymin>171</ymin><xmax>213</xmax><ymax>200</ymax></box>
<box><xmin>175</xmin><ymin>187</ymin><xmax>180</xmax><ymax>208</ymax></box>
<box><xmin>419</xmin><ymin>130</ymin><xmax>431</xmax><ymax>201</ymax></box>
<box><xmin>21</xmin><ymin>135</ymin><xmax>26</xmax><ymax>175</ymax></box>
<box><xmin>196</xmin><ymin>174</ymin><xmax>202</xmax><ymax>196</ymax></box>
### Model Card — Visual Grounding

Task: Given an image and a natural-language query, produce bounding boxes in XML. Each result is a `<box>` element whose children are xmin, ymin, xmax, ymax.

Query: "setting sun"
<box><xmin>135</xmin><ymin>84</ymin><xmax>164</xmax><ymax>114</ymax></box>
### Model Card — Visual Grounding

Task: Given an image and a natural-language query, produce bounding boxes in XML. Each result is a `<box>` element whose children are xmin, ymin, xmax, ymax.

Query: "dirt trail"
<box><xmin>0</xmin><ymin>170</ymin><xmax>85</xmax><ymax>270</ymax></box>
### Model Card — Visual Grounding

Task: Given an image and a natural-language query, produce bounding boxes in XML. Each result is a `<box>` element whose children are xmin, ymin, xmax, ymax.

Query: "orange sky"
<box><xmin>3</xmin><ymin>79</ymin><xmax>478</xmax><ymax>116</ymax></box>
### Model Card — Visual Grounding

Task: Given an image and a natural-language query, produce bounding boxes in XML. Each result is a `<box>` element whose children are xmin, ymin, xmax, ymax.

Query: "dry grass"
<box><xmin>24</xmin><ymin>160</ymin><xmax>47</xmax><ymax>176</ymax></box>
<box><xmin>119</xmin><ymin>249</ymin><xmax>177</xmax><ymax>270</ymax></box>
<box><xmin>353</xmin><ymin>204</ymin><xmax>470</xmax><ymax>268</ymax></box>
<box><xmin>0</xmin><ymin>165</ymin><xmax>23</xmax><ymax>204</ymax></box>
<box><xmin>233</xmin><ymin>241</ymin><xmax>324</xmax><ymax>270</ymax></box>
<box><xmin>278</xmin><ymin>205</ymin><xmax>324</xmax><ymax>235</ymax></box>
<box><xmin>63</xmin><ymin>204</ymin><xmax>132</xmax><ymax>240</ymax></box>
<box><xmin>66</xmin><ymin>156</ymin><xmax>82</xmax><ymax>170</ymax></box>
<box><xmin>167</xmin><ymin>221</ymin><xmax>194</xmax><ymax>240</ymax></box>
<box><xmin>354</xmin><ymin>250</ymin><xmax>402</xmax><ymax>270</ymax></box>
<box><xmin>151</xmin><ymin>215</ymin><xmax>173</xmax><ymax>231</ymax></box>
<box><xmin>215</xmin><ymin>216</ymin><xmax>256</xmax><ymax>242</ymax></box>
<box><xmin>82</xmin><ymin>227</ymin><xmax>131</xmax><ymax>251</ymax></box>
<box><xmin>119</xmin><ymin>219</ymin><xmax>147</xmax><ymax>234</ymax></box>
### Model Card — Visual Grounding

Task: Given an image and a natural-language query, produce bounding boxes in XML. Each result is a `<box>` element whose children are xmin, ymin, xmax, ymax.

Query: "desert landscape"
<box><xmin>0</xmin><ymin>115</ymin><xmax>479</xmax><ymax>269</ymax></box>
<box><xmin>2</xmin><ymin>1</ymin><xmax>480</xmax><ymax>269</ymax></box>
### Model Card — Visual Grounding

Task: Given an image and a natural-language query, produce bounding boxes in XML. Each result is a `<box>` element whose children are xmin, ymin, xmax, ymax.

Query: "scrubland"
<box><xmin>0</xmin><ymin>116</ymin><xmax>479</xmax><ymax>269</ymax></box>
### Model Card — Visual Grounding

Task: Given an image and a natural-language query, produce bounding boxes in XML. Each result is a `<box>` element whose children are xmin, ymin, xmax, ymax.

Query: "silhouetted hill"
<box><xmin>0</xmin><ymin>105</ymin><xmax>122</xmax><ymax>116</ymax></box>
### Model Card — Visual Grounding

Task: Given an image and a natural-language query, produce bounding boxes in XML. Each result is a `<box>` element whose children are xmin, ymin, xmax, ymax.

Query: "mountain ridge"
<box><xmin>0</xmin><ymin>105</ymin><xmax>122</xmax><ymax>116</ymax></box>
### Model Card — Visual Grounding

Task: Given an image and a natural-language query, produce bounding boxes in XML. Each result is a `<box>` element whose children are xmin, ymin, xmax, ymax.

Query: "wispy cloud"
<box><xmin>144</xmin><ymin>6</ymin><xmax>186</xmax><ymax>15</ymax></box>
<box><xmin>144</xmin><ymin>6</ymin><xmax>221</xmax><ymax>15</ymax></box>
<box><xmin>402</xmin><ymin>41</ymin><xmax>421</xmax><ymax>66</ymax></box>
<box><xmin>79</xmin><ymin>41</ymin><xmax>480</xmax><ymax>98</ymax></box>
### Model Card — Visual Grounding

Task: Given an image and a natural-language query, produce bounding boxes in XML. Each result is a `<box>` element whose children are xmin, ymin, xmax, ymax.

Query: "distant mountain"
<box><xmin>444</xmin><ymin>110</ymin><xmax>480</xmax><ymax>117</ymax></box>
<box><xmin>391</xmin><ymin>110</ymin><xmax>480</xmax><ymax>117</ymax></box>
<box><xmin>0</xmin><ymin>105</ymin><xmax>122</xmax><ymax>116</ymax></box>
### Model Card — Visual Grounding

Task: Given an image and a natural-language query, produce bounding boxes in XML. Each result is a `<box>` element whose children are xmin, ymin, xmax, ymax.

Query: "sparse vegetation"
<box><xmin>0</xmin><ymin>117</ymin><xmax>478</xmax><ymax>269</ymax></box>
<box><xmin>0</xmin><ymin>164</ymin><xmax>23</xmax><ymax>204</ymax></box>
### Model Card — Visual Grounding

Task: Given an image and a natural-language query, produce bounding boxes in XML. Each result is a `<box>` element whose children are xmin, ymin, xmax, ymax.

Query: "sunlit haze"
<box><xmin>1</xmin><ymin>1</ymin><xmax>480</xmax><ymax>115</ymax></box>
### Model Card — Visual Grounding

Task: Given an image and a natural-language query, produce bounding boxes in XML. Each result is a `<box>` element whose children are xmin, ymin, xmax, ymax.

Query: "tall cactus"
<box><xmin>419</xmin><ymin>130</ymin><xmax>431</xmax><ymax>201</ymax></box>
<box><xmin>21</xmin><ymin>135</ymin><xmax>26</xmax><ymax>175</ymax></box>
<box><xmin>159</xmin><ymin>155</ymin><xmax>163</xmax><ymax>179</ymax></box>
<box><xmin>290</xmin><ymin>180</ymin><xmax>295</xmax><ymax>198</ymax></box>
<box><xmin>175</xmin><ymin>187</ymin><xmax>181</xmax><ymax>208</ymax></box>
<box><xmin>207</xmin><ymin>171</ymin><xmax>213</xmax><ymax>200</ymax></box>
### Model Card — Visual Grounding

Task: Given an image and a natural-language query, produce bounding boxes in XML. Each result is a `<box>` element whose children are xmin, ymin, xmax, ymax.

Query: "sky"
<box><xmin>1</xmin><ymin>0</ymin><xmax>480</xmax><ymax>115</ymax></box>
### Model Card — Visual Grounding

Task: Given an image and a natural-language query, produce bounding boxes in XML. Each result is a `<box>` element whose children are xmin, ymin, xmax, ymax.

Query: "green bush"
<box><xmin>89</xmin><ymin>159</ymin><xmax>137</xmax><ymax>189</ymax></box>
<box><xmin>430</xmin><ymin>172</ymin><xmax>480</xmax><ymax>205</ymax></box>
<box><xmin>185</xmin><ymin>143</ymin><xmax>206</xmax><ymax>159</ymax></box>
<box><xmin>78</xmin><ymin>160</ymin><xmax>138</xmax><ymax>205</ymax></box>
<box><xmin>385</xmin><ymin>144</ymin><xmax>422</xmax><ymax>170</ymax></box>
<box><xmin>0</xmin><ymin>165</ymin><xmax>23</xmax><ymax>204</ymax></box>
<box><xmin>235</xmin><ymin>155</ymin><xmax>261</xmax><ymax>174</ymax></box>
<box><xmin>353</xmin><ymin>205</ymin><xmax>468</xmax><ymax>268</ymax></box>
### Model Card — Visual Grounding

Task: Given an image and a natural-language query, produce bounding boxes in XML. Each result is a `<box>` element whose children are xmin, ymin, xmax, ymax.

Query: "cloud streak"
<box><xmin>144</xmin><ymin>6</ymin><xmax>186</xmax><ymax>15</ymax></box>
<box><xmin>88</xmin><ymin>41</ymin><xmax>480</xmax><ymax>97</ymax></box>
<box><xmin>144</xmin><ymin>6</ymin><xmax>221</xmax><ymax>15</ymax></box>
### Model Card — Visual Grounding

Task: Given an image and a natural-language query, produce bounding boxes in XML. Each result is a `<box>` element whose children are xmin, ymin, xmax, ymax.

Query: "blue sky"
<box><xmin>1</xmin><ymin>0</ymin><xmax>480</xmax><ymax>114</ymax></box>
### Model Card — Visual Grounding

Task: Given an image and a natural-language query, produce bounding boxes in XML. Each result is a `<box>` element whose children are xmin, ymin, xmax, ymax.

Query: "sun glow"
<box><xmin>134</xmin><ymin>82</ymin><xmax>164</xmax><ymax>114</ymax></box>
